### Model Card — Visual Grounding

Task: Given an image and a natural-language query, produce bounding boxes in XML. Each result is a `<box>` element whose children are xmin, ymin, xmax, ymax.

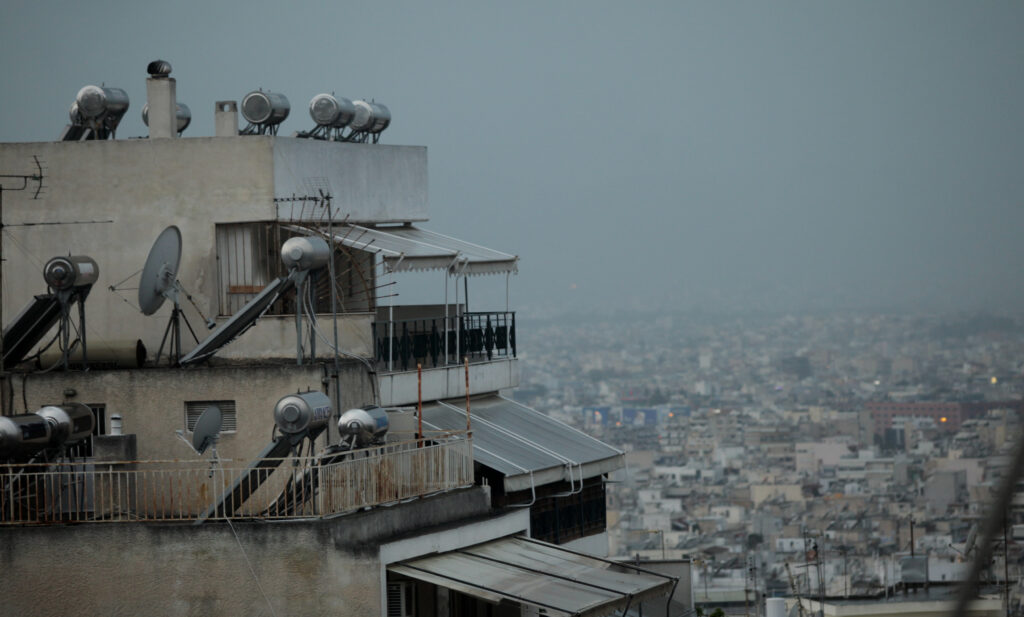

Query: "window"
<box><xmin>215</xmin><ymin>222</ymin><xmax>376</xmax><ymax>316</ymax></box>
<box><xmin>185</xmin><ymin>400</ymin><xmax>237</xmax><ymax>433</ymax></box>
<box><xmin>387</xmin><ymin>581</ymin><xmax>415</xmax><ymax>617</ymax></box>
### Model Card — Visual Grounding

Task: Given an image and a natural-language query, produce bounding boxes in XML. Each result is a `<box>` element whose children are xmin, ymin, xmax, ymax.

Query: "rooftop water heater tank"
<box><xmin>241</xmin><ymin>90</ymin><xmax>290</xmax><ymax>126</ymax></box>
<box><xmin>75</xmin><ymin>85</ymin><xmax>129</xmax><ymax>120</ymax></box>
<box><xmin>43</xmin><ymin>255</ymin><xmax>99</xmax><ymax>291</ymax></box>
<box><xmin>142</xmin><ymin>102</ymin><xmax>192</xmax><ymax>133</ymax></box>
<box><xmin>36</xmin><ymin>404</ymin><xmax>96</xmax><ymax>446</ymax></box>
<box><xmin>280</xmin><ymin>236</ymin><xmax>330</xmax><ymax>272</ymax></box>
<box><xmin>337</xmin><ymin>406</ymin><xmax>389</xmax><ymax>447</ymax></box>
<box><xmin>273</xmin><ymin>391</ymin><xmax>332</xmax><ymax>435</ymax></box>
<box><xmin>309</xmin><ymin>93</ymin><xmax>355</xmax><ymax>128</ymax></box>
<box><xmin>349</xmin><ymin>100</ymin><xmax>390</xmax><ymax>133</ymax></box>
<box><xmin>0</xmin><ymin>415</ymin><xmax>52</xmax><ymax>459</ymax></box>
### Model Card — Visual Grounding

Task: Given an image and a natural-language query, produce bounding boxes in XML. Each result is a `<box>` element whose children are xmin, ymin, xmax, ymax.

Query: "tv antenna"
<box><xmin>138</xmin><ymin>226</ymin><xmax>199</xmax><ymax>366</ymax></box>
<box><xmin>0</xmin><ymin>156</ymin><xmax>46</xmax><ymax>414</ymax></box>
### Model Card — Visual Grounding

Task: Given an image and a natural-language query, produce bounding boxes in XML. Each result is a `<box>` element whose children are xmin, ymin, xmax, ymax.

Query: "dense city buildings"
<box><xmin>514</xmin><ymin>310</ymin><xmax>1023</xmax><ymax>614</ymax></box>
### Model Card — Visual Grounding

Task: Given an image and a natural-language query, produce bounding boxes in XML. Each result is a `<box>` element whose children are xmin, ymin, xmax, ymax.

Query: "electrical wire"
<box><xmin>301</xmin><ymin>291</ymin><xmax>380</xmax><ymax>405</ymax></box>
<box><xmin>225</xmin><ymin>516</ymin><xmax>281</xmax><ymax>617</ymax></box>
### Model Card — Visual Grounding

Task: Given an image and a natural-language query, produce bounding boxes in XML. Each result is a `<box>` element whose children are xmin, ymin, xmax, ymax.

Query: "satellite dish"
<box><xmin>138</xmin><ymin>226</ymin><xmax>182</xmax><ymax>315</ymax></box>
<box><xmin>192</xmin><ymin>405</ymin><xmax>222</xmax><ymax>455</ymax></box>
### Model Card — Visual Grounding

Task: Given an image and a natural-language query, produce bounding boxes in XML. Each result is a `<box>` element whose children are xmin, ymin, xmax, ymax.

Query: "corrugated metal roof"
<box><xmin>420</xmin><ymin>396</ymin><xmax>624</xmax><ymax>493</ymax></box>
<box><xmin>328</xmin><ymin>224</ymin><xmax>517</xmax><ymax>276</ymax></box>
<box><xmin>389</xmin><ymin>536</ymin><xmax>675</xmax><ymax>617</ymax></box>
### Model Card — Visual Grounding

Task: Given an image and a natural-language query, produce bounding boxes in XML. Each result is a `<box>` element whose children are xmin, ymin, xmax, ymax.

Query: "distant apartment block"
<box><xmin>867</xmin><ymin>400</ymin><xmax>1024</xmax><ymax>436</ymax></box>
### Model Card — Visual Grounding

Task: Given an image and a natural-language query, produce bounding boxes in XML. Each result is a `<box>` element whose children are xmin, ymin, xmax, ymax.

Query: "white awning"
<box><xmin>389</xmin><ymin>536</ymin><xmax>675</xmax><ymax>617</ymax></box>
<box><xmin>328</xmin><ymin>224</ymin><xmax>518</xmax><ymax>276</ymax></box>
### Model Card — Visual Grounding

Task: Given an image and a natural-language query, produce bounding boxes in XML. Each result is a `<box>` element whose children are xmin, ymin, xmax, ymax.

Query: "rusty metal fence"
<box><xmin>0</xmin><ymin>433</ymin><xmax>473</xmax><ymax>525</ymax></box>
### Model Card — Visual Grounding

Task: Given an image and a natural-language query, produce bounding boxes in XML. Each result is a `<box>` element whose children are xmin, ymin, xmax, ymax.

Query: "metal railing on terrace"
<box><xmin>0</xmin><ymin>432</ymin><xmax>472</xmax><ymax>525</ymax></box>
<box><xmin>372</xmin><ymin>311</ymin><xmax>516</xmax><ymax>372</ymax></box>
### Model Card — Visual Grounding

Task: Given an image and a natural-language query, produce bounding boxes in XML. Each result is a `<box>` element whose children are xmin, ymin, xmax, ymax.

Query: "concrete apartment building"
<box><xmin>0</xmin><ymin>64</ymin><xmax>675</xmax><ymax>617</ymax></box>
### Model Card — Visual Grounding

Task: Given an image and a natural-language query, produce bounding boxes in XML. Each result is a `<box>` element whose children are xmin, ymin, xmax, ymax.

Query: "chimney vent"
<box><xmin>215</xmin><ymin>101</ymin><xmax>238</xmax><ymax>137</ymax></box>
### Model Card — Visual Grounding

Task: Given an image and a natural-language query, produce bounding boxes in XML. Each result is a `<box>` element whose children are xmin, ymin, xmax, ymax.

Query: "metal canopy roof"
<box><xmin>420</xmin><ymin>396</ymin><xmax>624</xmax><ymax>493</ymax></box>
<box><xmin>329</xmin><ymin>224</ymin><xmax>518</xmax><ymax>276</ymax></box>
<box><xmin>389</xmin><ymin>536</ymin><xmax>675</xmax><ymax>617</ymax></box>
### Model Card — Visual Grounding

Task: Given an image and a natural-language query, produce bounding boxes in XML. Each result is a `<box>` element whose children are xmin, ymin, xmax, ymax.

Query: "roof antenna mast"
<box><xmin>0</xmin><ymin>156</ymin><xmax>46</xmax><ymax>414</ymax></box>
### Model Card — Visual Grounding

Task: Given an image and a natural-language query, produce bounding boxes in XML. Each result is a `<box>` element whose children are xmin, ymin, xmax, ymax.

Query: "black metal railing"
<box><xmin>372</xmin><ymin>312</ymin><xmax>516</xmax><ymax>371</ymax></box>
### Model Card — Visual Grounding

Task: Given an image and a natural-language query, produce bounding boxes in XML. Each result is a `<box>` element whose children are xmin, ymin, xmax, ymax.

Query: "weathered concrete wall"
<box><xmin>0</xmin><ymin>138</ymin><xmax>275</xmax><ymax>356</ymax></box>
<box><xmin>216</xmin><ymin>312</ymin><xmax>374</xmax><ymax>361</ymax></box>
<box><xmin>272</xmin><ymin>139</ymin><xmax>428</xmax><ymax>223</ymax></box>
<box><xmin>0</xmin><ymin>487</ymin><xmax>491</xmax><ymax>617</ymax></box>
<box><xmin>14</xmin><ymin>362</ymin><xmax>376</xmax><ymax>460</ymax></box>
<box><xmin>0</xmin><ymin>137</ymin><xmax>426</xmax><ymax>360</ymax></box>
<box><xmin>378</xmin><ymin>358</ymin><xmax>519</xmax><ymax>407</ymax></box>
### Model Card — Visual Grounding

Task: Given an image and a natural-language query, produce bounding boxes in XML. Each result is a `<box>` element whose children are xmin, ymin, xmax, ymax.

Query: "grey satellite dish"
<box><xmin>192</xmin><ymin>405</ymin><xmax>222</xmax><ymax>455</ymax></box>
<box><xmin>139</xmin><ymin>226</ymin><xmax>181</xmax><ymax>316</ymax></box>
<box><xmin>138</xmin><ymin>226</ymin><xmax>193</xmax><ymax>365</ymax></box>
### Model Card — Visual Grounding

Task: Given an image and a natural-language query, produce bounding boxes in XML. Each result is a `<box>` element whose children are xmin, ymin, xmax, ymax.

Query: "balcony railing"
<box><xmin>0</xmin><ymin>432</ymin><xmax>472</xmax><ymax>525</ymax></box>
<box><xmin>372</xmin><ymin>311</ymin><xmax>516</xmax><ymax>372</ymax></box>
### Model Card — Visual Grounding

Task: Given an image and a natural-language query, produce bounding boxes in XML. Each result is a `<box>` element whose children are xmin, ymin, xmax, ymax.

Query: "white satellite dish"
<box><xmin>192</xmin><ymin>405</ymin><xmax>222</xmax><ymax>456</ymax></box>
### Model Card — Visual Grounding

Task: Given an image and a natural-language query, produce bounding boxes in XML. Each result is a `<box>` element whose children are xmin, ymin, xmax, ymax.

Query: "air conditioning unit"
<box><xmin>387</xmin><ymin>581</ymin><xmax>415</xmax><ymax>617</ymax></box>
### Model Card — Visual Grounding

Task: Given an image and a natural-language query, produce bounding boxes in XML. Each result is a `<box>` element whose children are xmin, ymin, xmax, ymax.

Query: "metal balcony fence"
<box><xmin>0</xmin><ymin>432</ymin><xmax>472</xmax><ymax>525</ymax></box>
<box><xmin>372</xmin><ymin>311</ymin><xmax>516</xmax><ymax>372</ymax></box>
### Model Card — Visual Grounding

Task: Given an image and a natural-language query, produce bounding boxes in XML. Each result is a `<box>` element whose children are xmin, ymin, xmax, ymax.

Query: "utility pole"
<box><xmin>842</xmin><ymin>548</ymin><xmax>849</xmax><ymax>598</ymax></box>
<box><xmin>0</xmin><ymin>156</ymin><xmax>45</xmax><ymax>416</ymax></box>
<box><xmin>1004</xmin><ymin>510</ymin><xmax>1010</xmax><ymax>617</ymax></box>
<box><xmin>910</xmin><ymin>517</ymin><xmax>915</xmax><ymax>558</ymax></box>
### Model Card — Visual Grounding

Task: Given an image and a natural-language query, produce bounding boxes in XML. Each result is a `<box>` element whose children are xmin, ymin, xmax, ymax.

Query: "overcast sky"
<box><xmin>2</xmin><ymin>2</ymin><xmax>1022</xmax><ymax>316</ymax></box>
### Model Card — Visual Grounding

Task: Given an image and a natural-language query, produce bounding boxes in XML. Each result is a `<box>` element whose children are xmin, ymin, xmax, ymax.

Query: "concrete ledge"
<box><xmin>378</xmin><ymin>358</ymin><xmax>519</xmax><ymax>406</ymax></box>
<box><xmin>0</xmin><ymin>486</ymin><xmax>491</xmax><ymax>617</ymax></box>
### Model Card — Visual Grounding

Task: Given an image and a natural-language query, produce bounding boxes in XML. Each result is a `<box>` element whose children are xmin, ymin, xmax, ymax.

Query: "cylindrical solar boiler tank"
<box><xmin>241</xmin><ymin>90</ymin><xmax>290</xmax><ymax>126</ymax></box>
<box><xmin>75</xmin><ymin>86</ymin><xmax>129</xmax><ymax>120</ymax></box>
<box><xmin>273</xmin><ymin>391</ymin><xmax>332</xmax><ymax>435</ymax></box>
<box><xmin>309</xmin><ymin>93</ymin><xmax>355</xmax><ymax>128</ymax></box>
<box><xmin>0</xmin><ymin>414</ymin><xmax>53</xmax><ymax>459</ymax></box>
<box><xmin>36</xmin><ymin>404</ymin><xmax>95</xmax><ymax>446</ymax></box>
<box><xmin>75</xmin><ymin>85</ymin><xmax>107</xmax><ymax>119</ymax></box>
<box><xmin>43</xmin><ymin>255</ymin><xmax>99</xmax><ymax>291</ymax></box>
<box><xmin>142</xmin><ymin>102</ymin><xmax>192</xmax><ymax>133</ymax></box>
<box><xmin>350</xmin><ymin>100</ymin><xmax>390</xmax><ymax>133</ymax></box>
<box><xmin>69</xmin><ymin>101</ymin><xmax>81</xmax><ymax>124</ymax></box>
<box><xmin>338</xmin><ymin>406</ymin><xmax>389</xmax><ymax>447</ymax></box>
<box><xmin>281</xmin><ymin>236</ymin><xmax>330</xmax><ymax>272</ymax></box>
<box><xmin>100</xmin><ymin>87</ymin><xmax>130</xmax><ymax>119</ymax></box>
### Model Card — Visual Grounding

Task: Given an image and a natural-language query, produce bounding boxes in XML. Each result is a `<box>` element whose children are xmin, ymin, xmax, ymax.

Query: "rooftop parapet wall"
<box><xmin>0</xmin><ymin>486</ymin><xmax>491</xmax><ymax>617</ymax></box>
<box><xmin>272</xmin><ymin>138</ymin><xmax>427</xmax><ymax>223</ymax></box>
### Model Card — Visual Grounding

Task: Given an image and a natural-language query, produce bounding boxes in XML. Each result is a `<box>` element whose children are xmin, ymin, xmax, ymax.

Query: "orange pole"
<box><xmin>417</xmin><ymin>363</ymin><xmax>423</xmax><ymax>446</ymax></box>
<box><xmin>464</xmin><ymin>356</ymin><xmax>471</xmax><ymax>434</ymax></box>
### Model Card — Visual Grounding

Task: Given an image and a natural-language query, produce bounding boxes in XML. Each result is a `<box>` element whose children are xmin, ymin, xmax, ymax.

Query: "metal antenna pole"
<box><xmin>0</xmin><ymin>157</ymin><xmax>45</xmax><ymax>414</ymax></box>
<box><xmin>326</xmin><ymin>194</ymin><xmax>342</xmax><ymax>411</ymax></box>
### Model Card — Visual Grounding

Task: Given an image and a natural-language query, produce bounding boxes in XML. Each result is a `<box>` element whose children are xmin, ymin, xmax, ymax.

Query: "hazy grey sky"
<box><xmin>2</xmin><ymin>2</ymin><xmax>1022</xmax><ymax>315</ymax></box>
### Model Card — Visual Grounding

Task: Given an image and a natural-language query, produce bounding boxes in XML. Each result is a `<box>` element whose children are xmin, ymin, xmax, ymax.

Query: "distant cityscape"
<box><xmin>512</xmin><ymin>310</ymin><xmax>1024</xmax><ymax>612</ymax></box>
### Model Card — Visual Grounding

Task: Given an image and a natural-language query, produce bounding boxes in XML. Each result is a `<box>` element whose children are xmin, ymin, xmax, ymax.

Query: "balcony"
<box><xmin>0</xmin><ymin>432</ymin><xmax>472</xmax><ymax>525</ymax></box>
<box><xmin>372</xmin><ymin>309</ymin><xmax>516</xmax><ymax>372</ymax></box>
<box><xmin>371</xmin><ymin>306</ymin><xmax>519</xmax><ymax>406</ymax></box>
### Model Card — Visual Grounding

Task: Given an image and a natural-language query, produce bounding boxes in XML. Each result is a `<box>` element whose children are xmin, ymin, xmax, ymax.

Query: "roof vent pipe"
<box><xmin>145</xmin><ymin>59</ymin><xmax>176</xmax><ymax>139</ymax></box>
